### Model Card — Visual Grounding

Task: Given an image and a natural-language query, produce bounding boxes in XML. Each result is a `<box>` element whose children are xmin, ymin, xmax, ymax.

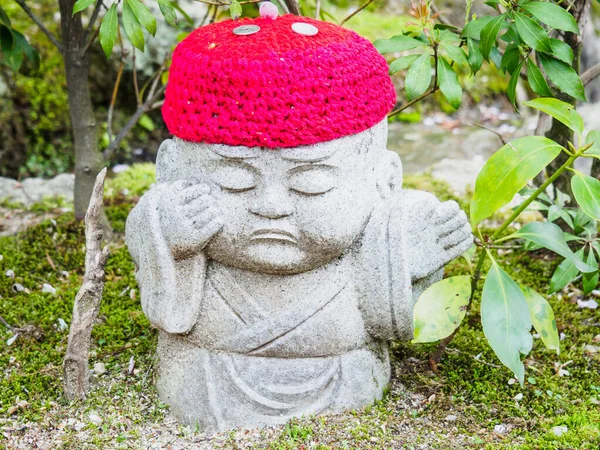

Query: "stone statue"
<box><xmin>125</xmin><ymin>13</ymin><xmax>472</xmax><ymax>432</ymax></box>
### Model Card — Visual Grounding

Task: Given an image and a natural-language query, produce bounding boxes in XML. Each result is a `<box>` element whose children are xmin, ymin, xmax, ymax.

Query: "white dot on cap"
<box><xmin>291</xmin><ymin>22</ymin><xmax>318</xmax><ymax>36</ymax></box>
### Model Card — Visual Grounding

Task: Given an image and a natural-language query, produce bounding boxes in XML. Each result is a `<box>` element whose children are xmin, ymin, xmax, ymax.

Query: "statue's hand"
<box><xmin>158</xmin><ymin>180</ymin><xmax>224</xmax><ymax>260</ymax></box>
<box><xmin>405</xmin><ymin>198</ymin><xmax>472</xmax><ymax>280</ymax></box>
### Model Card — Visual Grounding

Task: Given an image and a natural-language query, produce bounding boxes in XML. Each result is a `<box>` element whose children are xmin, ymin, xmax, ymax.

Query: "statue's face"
<box><xmin>159</xmin><ymin>121</ymin><xmax>388</xmax><ymax>274</ymax></box>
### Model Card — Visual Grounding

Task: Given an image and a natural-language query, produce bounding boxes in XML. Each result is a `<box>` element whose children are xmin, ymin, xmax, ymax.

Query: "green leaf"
<box><xmin>507</xmin><ymin>60</ymin><xmax>524</xmax><ymax>109</ymax></box>
<box><xmin>72</xmin><ymin>0</ymin><xmax>95</xmax><ymax>16</ymax></box>
<box><xmin>229</xmin><ymin>0</ymin><xmax>242</xmax><ymax>20</ymax></box>
<box><xmin>481</xmin><ymin>260</ymin><xmax>532</xmax><ymax>385</ymax></box>
<box><xmin>524</xmin><ymin>98</ymin><xmax>584</xmax><ymax>135</ymax></box>
<box><xmin>467</xmin><ymin>38</ymin><xmax>483</xmax><ymax>73</ymax></box>
<box><xmin>513</xmin><ymin>11</ymin><xmax>552</xmax><ymax>52</ymax></box>
<box><xmin>440</xmin><ymin>43</ymin><xmax>469</xmax><ymax>68</ymax></box>
<box><xmin>480</xmin><ymin>14</ymin><xmax>506</xmax><ymax>60</ymax></box>
<box><xmin>548</xmin><ymin>204</ymin><xmax>574</xmax><ymax>229</ymax></box>
<box><xmin>522</xmin><ymin>286</ymin><xmax>560</xmax><ymax>355</ymax></box>
<box><xmin>513</xmin><ymin>222</ymin><xmax>597</xmax><ymax>273</ymax></box>
<box><xmin>126</xmin><ymin>0</ymin><xmax>157</xmax><ymax>36</ymax></box>
<box><xmin>470</xmin><ymin>136</ymin><xmax>563</xmax><ymax>226</ymax></box>
<box><xmin>405</xmin><ymin>51</ymin><xmax>432</xmax><ymax>101</ymax></box>
<box><xmin>374</xmin><ymin>35</ymin><xmax>425</xmax><ymax>54</ymax></box>
<box><xmin>0</xmin><ymin>5</ymin><xmax>12</xmax><ymax>27</ymax></box>
<box><xmin>521</xmin><ymin>1</ymin><xmax>579</xmax><ymax>34</ymax></box>
<box><xmin>123</xmin><ymin>0</ymin><xmax>145</xmax><ymax>52</ymax></box>
<box><xmin>549</xmin><ymin>249</ymin><xmax>582</xmax><ymax>294</ymax></box>
<box><xmin>388</xmin><ymin>54</ymin><xmax>419</xmax><ymax>75</ymax></box>
<box><xmin>13</xmin><ymin>30</ymin><xmax>39</xmax><ymax>71</ymax></box>
<box><xmin>500</xmin><ymin>45</ymin><xmax>521</xmax><ymax>74</ymax></box>
<box><xmin>571</xmin><ymin>172</ymin><xmax>600</xmax><ymax>221</ymax></box>
<box><xmin>549</xmin><ymin>38</ymin><xmax>573</xmax><ymax>64</ymax></box>
<box><xmin>489</xmin><ymin>46</ymin><xmax>503</xmax><ymax>69</ymax></box>
<box><xmin>157</xmin><ymin>0</ymin><xmax>177</xmax><ymax>27</ymax></box>
<box><xmin>583</xmin><ymin>248</ymin><xmax>599</xmax><ymax>295</ymax></box>
<box><xmin>584</xmin><ymin>130</ymin><xmax>600</xmax><ymax>159</ymax></box>
<box><xmin>526</xmin><ymin>59</ymin><xmax>553</xmax><ymax>97</ymax></box>
<box><xmin>99</xmin><ymin>3</ymin><xmax>118</xmax><ymax>59</ymax></box>
<box><xmin>539</xmin><ymin>54</ymin><xmax>586</xmax><ymax>102</ymax></box>
<box><xmin>462</xmin><ymin>16</ymin><xmax>494</xmax><ymax>40</ymax></box>
<box><xmin>138</xmin><ymin>114</ymin><xmax>155</xmax><ymax>131</ymax></box>
<box><xmin>0</xmin><ymin>23</ymin><xmax>15</xmax><ymax>53</ymax></box>
<box><xmin>437</xmin><ymin>57</ymin><xmax>463</xmax><ymax>110</ymax></box>
<box><xmin>412</xmin><ymin>276</ymin><xmax>471</xmax><ymax>343</ymax></box>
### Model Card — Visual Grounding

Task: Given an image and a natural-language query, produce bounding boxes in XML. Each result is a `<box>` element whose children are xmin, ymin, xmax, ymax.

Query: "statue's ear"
<box><xmin>375</xmin><ymin>150</ymin><xmax>403</xmax><ymax>199</ymax></box>
<box><xmin>156</xmin><ymin>139</ymin><xmax>178</xmax><ymax>185</ymax></box>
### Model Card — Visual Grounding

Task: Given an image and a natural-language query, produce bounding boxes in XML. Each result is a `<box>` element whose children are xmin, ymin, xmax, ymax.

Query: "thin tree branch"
<box><xmin>81</xmin><ymin>26</ymin><xmax>100</xmax><ymax>56</ymax></box>
<box><xmin>86</xmin><ymin>0</ymin><xmax>104</xmax><ymax>37</ymax></box>
<box><xmin>132</xmin><ymin>48</ymin><xmax>141</xmax><ymax>106</ymax></box>
<box><xmin>0</xmin><ymin>314</ymin><xmax>14</xmax><ymax>332</ymax></box>
<box><xmin>430</xmin><ymin>2</ymin><xmax>452</xmax><ymax>27</ymax></box>
<box><xmin>582</xmin><ymin>62</ymin><xmax>600</xmax><ymax>86</ymax></box>
<box><xmin>340</xmin><ymin>0</ymin><xmax>375</xmax><ymax>26</ymax></box>
<box><xmin>103</xmin><ymin>84</ymin><xmax>167</xmax><ymax>160</ymax></box>
<box><xmin>315</xmin><ymin>0</ymin><xmax>321</xmax><ymax>19</ymax></box>
<box><xmin>14</xmin><ymin>0</ymin><xmax>63</xmax><ymax>52</ymax></box>
<box><xmin>107</xmin><ymin>61</ymin><xmax>125</xmax><ymax>141</ymax></box>
<box><xmin>283</xmin><ymin>0</ymin><xmax>300</xmax><ymax>15</ymax></box>
<box><xmin>471</xmin><ymin>122</ymin><xmax>507</xmax><ymax>145</ymax></box>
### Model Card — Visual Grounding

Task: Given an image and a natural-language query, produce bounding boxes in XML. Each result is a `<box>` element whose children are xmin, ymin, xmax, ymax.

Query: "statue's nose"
<box><xmin>249</xmin><ymin>184</ymin><xmax>294</xmax><ymax>219</ymax></box>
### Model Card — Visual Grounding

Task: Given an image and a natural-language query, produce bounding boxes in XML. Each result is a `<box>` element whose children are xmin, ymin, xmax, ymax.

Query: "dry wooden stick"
<box><xmin>63</xmin><ymin>168</ymin><xmax>110</xmax><ymax>401</ymax></box>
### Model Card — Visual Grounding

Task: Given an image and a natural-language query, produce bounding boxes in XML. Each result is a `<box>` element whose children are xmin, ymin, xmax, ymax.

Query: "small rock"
<box><xmin>73</xmin><ymin>421</ymin><xmax>85</xmax><ymax>431</ymax></box>
<box><xmin>593</xmin><ymin>334</ymin><xmax>600</xmax><ymax>343</ymax></box>
<box><xmin>553</xmin><ymin>425</ymin><xmax>568</xmax><ymax>436</ymax></box>
<box><xmin>577</xmin><ymin>299</ymin><xmax>598</xmax><ymax>310</ymax></box>
<box><xmin>88</xmin><ymin>412</ymin><xmax>103</xmax><ymax>426</ymax></box>
<box><xmin>584</xmin><ymin>345</ymin><xmax>599</xmax><ymax>354</ymax></box>
<box><xmin>12</xmin><ymin>283</ymin><xmax>27</xmax><ymax>293</ymax></box>
<box><xmin>42</xmin><ymin>283</ymin><xmax>56</xmax><ymax>295</ymax></box>
<box><xmin>5</xmin><ymin>269</ymin><xmax>14</xmax><ymax>278</ymax></box>
<box><xmin>93</xmin><ymin>362</ymin><xmax>106</xmax><ymax>375</ymax></box>
<box><xmin>0</xmin><ymin>254</ymin><xmax>3</xmax><ymax>261</ymax></box>
<box><xmin>129</xmin><ymin>289</ymin><xmax>137</xmax><ymax>300</ymax></box>
<box><xmin>6</xmin><ymin>333</ymin><xmax>18</xmax><ymax>346</ymax></box>
<box><xmin>444</xmin><ymin>414</ymin><xmax>457</xmax><ymax>422</ymax></box>
<box><xmin>508</xmin><ymin>378</ymin><xmax>517</xmax><ymax>385</ymax></box>
<box><xmin>494</xmin><ymin>424</ymin><xmax>507</xmax><ymax>434</ymax></box>
<box><xmin>57</xmin><ymin>318</ymin><xmax>68</xmax><ymax>331</ymax></box>
<box><xmin>514</xmin><ymin>393</ymin><xmax>523</xmax><ymax>401</ymax></box>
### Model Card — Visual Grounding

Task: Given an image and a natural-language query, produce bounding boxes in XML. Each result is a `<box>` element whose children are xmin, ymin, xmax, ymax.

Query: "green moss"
<box><xmin>105</xmin><ymin>163</ymin><xmax>156</xmax><ymax>199</ymax></box>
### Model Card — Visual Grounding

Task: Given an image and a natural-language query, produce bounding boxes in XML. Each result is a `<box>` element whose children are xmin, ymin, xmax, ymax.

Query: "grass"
<box><xmin>0</xmin><ymin>165</ymin><xmax>599</xmax><ymax>448</ymax></box>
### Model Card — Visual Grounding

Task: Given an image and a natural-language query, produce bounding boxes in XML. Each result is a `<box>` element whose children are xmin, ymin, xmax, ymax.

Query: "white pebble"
<box><xmin>89</xmin><ymin>412</ymin><xmax>103</xmax><ymax>426</ymax></box>
<box><xmin>5</xmin><ymin>269</ymin><xmax>14</xmax><ymax>278</ymax></box>
<box><xmin>93</xmin><ymin>362</ymin><xmax>106</xmax><ymax>375</ymax></box>
<box><xmin>42</xmin><ymin>283</ymin><xmax>56</xmax><ymax>295</ymax></box>
<box><xmin>553</xmin><ymin>425</ymin><xmax>568</xmax><ymax>436</ymax></box>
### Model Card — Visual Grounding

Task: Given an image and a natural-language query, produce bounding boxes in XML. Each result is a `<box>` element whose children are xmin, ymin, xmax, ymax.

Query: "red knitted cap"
<box><xmin>162</xmin><ymin>14</ymin><xmax>396</xmax><ymax>148</ymax></box>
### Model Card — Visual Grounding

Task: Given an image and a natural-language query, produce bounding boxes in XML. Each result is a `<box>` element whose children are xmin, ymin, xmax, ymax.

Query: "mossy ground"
<box><xmin>0</xmin><ymin>166</ymin><xmax>599</xmax><ymax>449</ymax></box>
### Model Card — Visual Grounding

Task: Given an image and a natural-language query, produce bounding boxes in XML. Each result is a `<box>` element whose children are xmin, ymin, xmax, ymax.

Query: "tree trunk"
<box><xmin>59</xmin><ymin>0</ymin><xmax>104</xmax><ymax>220</ymax></box>
<box><xmin>545</xmin><ymin>0</ymin><xmax>591</xmax><ymax>198</ymax></box>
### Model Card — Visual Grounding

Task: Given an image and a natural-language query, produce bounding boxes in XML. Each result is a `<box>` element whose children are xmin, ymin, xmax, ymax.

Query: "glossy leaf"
<box><xmin>72</xmin><ymin>0</ymin><xmax>95</xmax><ymax>16</ymax></box>
<box><xmin>524</xmin><ymin>98</ymin><xmax>584</xmax><ymax>135</ymax></box>
<box><xmin>501</xmin><ymin>45</ymin><xmax>521</xmax><ymax>74</ymax></box>
<box><xmin>521</xmin><ymin>1</ymin><xmax>579</xmax><ymax>34</ymax></box>
<box><xmin>549</xmin><ymin>38</ymin><xmax>573</xmax><ymax>64</ymax></box>
<box><xmin>127</xmin><ymin>0</ymin><xmax>157</xmax><ymax>36</ymax></box>
<box><xmin>490</xmin><ymin>46</ymin><xmax>503</xmax><ymax>69</ymax></box>
<box><xmin>539</xmin><ymin>54</ymin><xmax>586</xmax><ymax>102</ymax></box>
<box><xmin>513</xmin><ymin>11</ymin><xmax>552</xmax><ymax>52</ymax></box>
<box><xmin>481</xmin><ymin>260</ymin><xmax>532</xmax><ymax>385</ymax></box>
<box><xmin>527</xmin><ymin>59</ymin><xmax>553</xmax><ymax>97</ymax></box>
<box><xmin>467</xmin><ymin>38</ymin><xmax>483</xmax><ymax>73</ymax></box>
<box><xmin>123</xmin><ymin>0</ymin><xmax>145</xmax><ymax>52</ymax></box>
<box><xmin>572</xmin><ymin>172</ymin><xmax>600</xmax><ymax>221</ymax></box>
<box><xmin>583</xmin><ymin>249</ymin><xmax>599</xmax><ymax>295</ymax></box>
<box><xmin>374</xmin><ymin>35</ymin><xmax>425</xmax><ymax>54</ymax></box>
<box><xmin>513</xmin><ymin>222</ymin><xmax>597</xmax><ymax>273</ymax></box>
<box><xmin>549</xmin><ymin>249</ymin><xmax>582</xmax><ymax>294</ymax></box>
<box><xmin>522</xmin><ymin>286</ymin><xmax>560</xmax><ymax>354</ymax></box>
<box><xmin>412</xmin><ymin>276</ymin><xmax>471</xmax><ymax>343</ymax></box>
<box><xmin>548</xmin><ymin>204</ymin><xmax>574</xmax><ymax>229</ymax></box>
<box><xmin>389</xmin><ymin>54</ymin><xmax>419</xmax><ymax>75</ymax></box>
<box><xmin>437</xmin><ymin>57</ymin><xmax>462</xmax><ymax>110</ymax></box>
<box><xmin>507</xmin><ymin>60</ymin><xmax>524</xmax><ymax>109</ymax></box>
<box><xmin>470</xmin><ymin>136</ymin><xmax>562</xmax><ymax>226</ymax></box>
<box><xmin>441</xmin><ymin>43</ymin><xmax>469</xmax><ymax>68</ymax></box>
<box><xmin>229</xmin><ymin>0</ymin><xmax>242</xmax><ymax>19</ymax></box>
<box><xmin>480</xmin><ymin>14</ymin><xmax>506</xmax><ymax>60</ymax></box>
<box><xmin>462</xmin><ymin>16</ymin><xmax>494</xmax><ymax>40</ymax></box>
<box><xmin>584</xmin><ymin>130</ymin><xmax>600</xmax><ymax>159</ymax></box>
<box><xmin>157</xmin><ymin>0</ymin><xmax>177</xmax><ymax>27</ymax></box>
<box><xmin>405</xmin><ymin>52</ymin><xmax>432</xmax><ymax>101</ymax></box>
<box><xmin>99</xmin><ymin>3</ymin><xmax>118</xmax><ymax>59</ymax></box>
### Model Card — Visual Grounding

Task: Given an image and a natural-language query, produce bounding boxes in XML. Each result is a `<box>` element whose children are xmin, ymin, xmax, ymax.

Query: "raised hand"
<box><xmin>403</xmin><ymin>196</ymin><xmax>473</xmax><ymax>280</ymax></box>
<box><xmin>158</xmin><ymin>180</ymin><xmax>224</xmax><ymax>260</ymax></box>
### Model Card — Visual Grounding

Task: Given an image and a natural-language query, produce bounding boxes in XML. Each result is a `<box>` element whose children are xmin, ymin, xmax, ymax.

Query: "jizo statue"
<box><xmin>125</xmin><ymin>13</ymin><xmax>472</xmax><ymax>432</ymax></box>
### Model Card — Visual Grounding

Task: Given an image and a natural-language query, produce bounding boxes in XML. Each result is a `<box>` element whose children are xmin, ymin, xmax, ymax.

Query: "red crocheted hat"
<box><xmin>162</xmin><ymin>14</ymin><xmax>396</xmax><ymax>148</ymax></box>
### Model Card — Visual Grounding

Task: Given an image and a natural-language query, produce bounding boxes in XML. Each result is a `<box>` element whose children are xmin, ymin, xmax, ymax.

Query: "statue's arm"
<box><xmin>125</xmin><ymin>184</ymin><xmax>208</xmax><ymax>334</ymax></box>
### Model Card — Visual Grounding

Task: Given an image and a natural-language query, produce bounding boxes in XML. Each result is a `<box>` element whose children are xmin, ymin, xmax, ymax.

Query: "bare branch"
<box><xmin>471</xmin><ymin>122</ymin><xmax>507</xmax><ymax>146</ymax></box>
<box><xmin>132</xmin><ymin>48</ymin><xmax>142</xmax><ymax>106</ymax></box>
<box><xmin>340</xmin><ymin>0</ymin><xmax>375</xmax><ymax>26</ymax></box>
<box><xmin>86</xmin><ymin>0</ymin><xmax>104</xmax><ymax>37</ymax></box>
<box><xmin>315</xmin><ymin>0</ymin><xmax>321</xmax><ymax>19</ymax></box>
<box><xmin>14</xmin><ymin>0</ymin><xmax>63</xmax><ymax>52</ymax></box>
<box><xmin>283</xmin><ymin>0</ymin><xmax>300</xmax><ymax>15</ymax></box>
<box><xmin>63</xmin><ymin>168</ymin><xmax>110</xmax><ymax>400</ymax></box>
<box><xmin>104</xmin><ymin>84</ymin><xmax>167</xmax><ymax>160</ymax></box>
<box><xmin>582</xmin><ymin>62</ymin><xmax>600</xmax><ymax>86</ymax></box>
<box><xmin>107</xmin><ymin>61</ymin><xmax>125</xmax><ymax>140</ymax></box>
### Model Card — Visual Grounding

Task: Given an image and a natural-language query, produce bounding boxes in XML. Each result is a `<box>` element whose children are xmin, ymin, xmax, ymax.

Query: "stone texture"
<box><xmin>125</xmin><ymin>119</ymin><xmax>472</xmax><ymax>432</ymax></box>
<box><xmin>0</xmin><ymin>174</ymin><xmax>74</xmax><ymax>206</ymax></box>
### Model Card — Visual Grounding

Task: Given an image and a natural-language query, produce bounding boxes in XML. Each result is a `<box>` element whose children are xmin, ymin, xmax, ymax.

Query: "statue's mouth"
<box><xmin>250</xmin><ymin>229</ymin><xmax>298</xmax><ymax>244</ymax></box>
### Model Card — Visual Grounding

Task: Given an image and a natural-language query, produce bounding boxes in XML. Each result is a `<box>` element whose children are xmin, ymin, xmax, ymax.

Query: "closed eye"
<box><xmin>288</xmin><ymin>165</ymin><xmax>338</xmax><ymax>196</ymax></box>
<box><xmin>210</xmin><ymin>161</ymin><xmax>257</xmax><ymax>192</ymax></box>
